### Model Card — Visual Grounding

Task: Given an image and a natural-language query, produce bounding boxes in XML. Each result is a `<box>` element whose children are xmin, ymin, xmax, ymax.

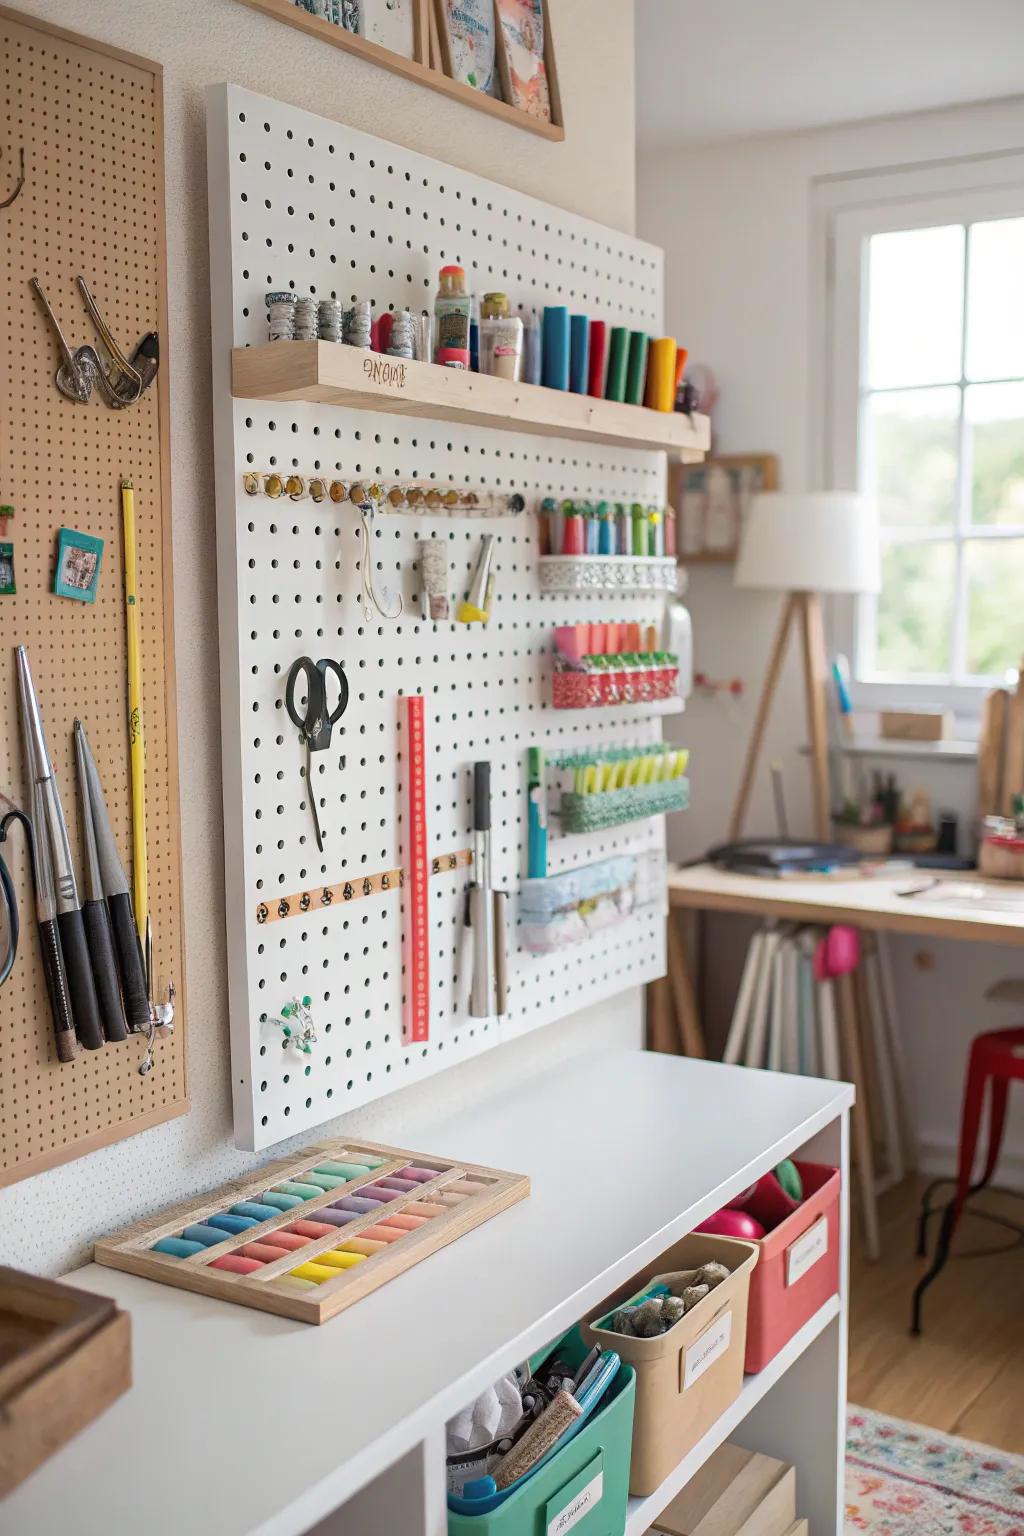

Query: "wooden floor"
<box><xmin>849</xmin><ymin>1175</ymin><xmax>1024</xmax><ymax>1454</ymax></box>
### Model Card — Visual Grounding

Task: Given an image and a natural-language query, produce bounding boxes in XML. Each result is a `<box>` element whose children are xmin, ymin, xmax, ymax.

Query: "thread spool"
<box><xmin>265</xmin><ymin>290</ymin><xmax>297</xmax><ymax>343</ymax></box>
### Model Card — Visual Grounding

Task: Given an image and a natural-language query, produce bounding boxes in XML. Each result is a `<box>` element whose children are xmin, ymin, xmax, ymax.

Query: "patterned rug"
<box><xmin>847</xmin><ymin>1407</ymin><xmax>1024</xmax><ymax>1536</ymax></box>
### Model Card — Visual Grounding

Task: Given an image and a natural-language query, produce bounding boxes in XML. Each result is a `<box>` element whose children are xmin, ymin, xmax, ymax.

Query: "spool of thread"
<box><xmin>645</xmin><ymin>337</ymin><xmax>677</xmax><ymax>411</ymax></box>
<box><xmin>265</xmin><ymin>290</ymin><xmax>297</xmax><ymax>343</ymax></box>
<box><xmin>625</xmin><ymin>332</ymin><xmax>650</xmax><ymax>405</ymax></box>
<box><xmin>588</xmin><ymin>321</ymin><xmax>609</xmax><ymax>397</ymax></box>
<box><xmin>293</xmin><ymin>296</ymin><xmax>319</xmax><ymax>342</ymax></box>
<box><xmin>542</xmin><ymin>306</ymin><xmax>570</xmax><ymax>391</ymax></box>
<box><xmin>569</xmin><ymin>315</ymin><xmax>590</xmax><ymax>393</ymax></box>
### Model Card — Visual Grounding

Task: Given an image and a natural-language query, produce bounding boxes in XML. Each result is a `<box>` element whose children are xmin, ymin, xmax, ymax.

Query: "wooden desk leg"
<box><xmin>837</xmin><ymin>968</ymin><xmax>881</xmax><ymax>1261</ymax></box>
<box><xmin>667</xmin><ymin>908</ymin><xmax>706</xmax><ymax>1058</ymax></box>
<box><xmin>646</xmin><ymin>972</ymin><xmax>673</xmax><ymax>1054</ymax></box>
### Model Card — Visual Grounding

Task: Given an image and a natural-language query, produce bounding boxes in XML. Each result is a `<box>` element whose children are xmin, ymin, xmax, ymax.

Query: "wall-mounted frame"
<box><xmin>671</xmin><ymin>453</ymin><xmax>779</xmax><ymax>565</ymax></box>
<box><xmin>231</xmin><ymin>0</ymin><xmax>563</xmax><ymax>140</ymax></box>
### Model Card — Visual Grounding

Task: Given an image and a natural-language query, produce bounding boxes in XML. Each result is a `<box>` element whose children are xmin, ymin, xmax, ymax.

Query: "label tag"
<box><xmin>786</xmin><ymin>1215</ymin><xmax>828</xmax><ymax>1286</ymax></box>
<box><xmin>548</xmin><ymin>1470</ymin><xmax>603</xmax><ymax>1536</ymax></box>
<box><xmin>683</xmin><ymin>1309</ymin><xmax>732</xmax><ymax>1390</ymax></box>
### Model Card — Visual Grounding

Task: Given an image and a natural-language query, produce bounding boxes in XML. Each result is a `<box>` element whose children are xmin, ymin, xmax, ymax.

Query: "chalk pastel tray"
<box><xmin>94</xmin><ymin>1139</ymin><xmax>529</xmax><ymax>1324</ymax></box>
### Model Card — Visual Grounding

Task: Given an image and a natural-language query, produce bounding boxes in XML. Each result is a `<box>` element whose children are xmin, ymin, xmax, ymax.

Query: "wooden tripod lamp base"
<box><xmin>728</xmin><ymin>590</ymin><xmax>832</xmax><ymax>842</ymax></box>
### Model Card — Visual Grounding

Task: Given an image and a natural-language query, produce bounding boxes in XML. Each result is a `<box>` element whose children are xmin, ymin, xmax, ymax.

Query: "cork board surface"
<box><xmin>0</xmin><ymin>7</ymin><xmax>187</xmax><ymax>1185</ymax></box>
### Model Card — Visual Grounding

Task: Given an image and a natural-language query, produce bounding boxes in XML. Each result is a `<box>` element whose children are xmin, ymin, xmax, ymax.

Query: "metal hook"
<box><xmin>0</xmin><ymin>147</ymin><xmax>25</xmax><ymax>211</ymax></box>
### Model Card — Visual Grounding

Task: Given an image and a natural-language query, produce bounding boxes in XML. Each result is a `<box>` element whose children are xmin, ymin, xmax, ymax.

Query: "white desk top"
<box><xmin>669</xmin><ymin>863</ymin><xmax>1024</xmax><ymax>945</ymax></box>
<box><xmin>1</xmin><ymin>1052</ymin><xmax>852</xmax><ymax>1536</ymax></box>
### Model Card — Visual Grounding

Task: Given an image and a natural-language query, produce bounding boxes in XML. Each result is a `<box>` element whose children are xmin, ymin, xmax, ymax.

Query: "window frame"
<box><xmin>822</xmin><ymin>163</ymin><xmax>1024</xmax><ymax>718</ymax></box>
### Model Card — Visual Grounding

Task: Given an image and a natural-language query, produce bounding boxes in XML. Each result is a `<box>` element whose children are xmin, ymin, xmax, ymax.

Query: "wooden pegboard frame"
<box><xmin>0</xmin><ymin>8</ymin><xmax>186</xmax><ymax>1186</ymax></box>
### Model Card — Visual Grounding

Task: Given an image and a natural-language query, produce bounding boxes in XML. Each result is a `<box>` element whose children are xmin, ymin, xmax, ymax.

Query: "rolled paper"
<box><xmin>625</xmin><ymin>332</ymin><xmax>650</xmax><ymax>406</ymax></box>
<box><xmin>569</xmin><ymin>315</ymin><xmax>590</xmax><ymax>393</ymax></box>
<box><xmin>542</xmin><ymin>306</ymin><xmax>570</xmax><ymax>391</ymax></box>
<box><xmin>645</xmin><ymin>337</ymin><xmax>677</xmax><ymax>412</ymax></box>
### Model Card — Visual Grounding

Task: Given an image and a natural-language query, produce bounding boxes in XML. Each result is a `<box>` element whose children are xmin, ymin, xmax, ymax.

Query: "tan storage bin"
<box><xmin>584</xmin><ymin>1235</ymin><xmax>758</xmax><ymax>1497</ymax></box>
<box><xmin>650</xmin><ymin>1441</ymin><xmax>795</xmax><ymax>1536</ymax></box>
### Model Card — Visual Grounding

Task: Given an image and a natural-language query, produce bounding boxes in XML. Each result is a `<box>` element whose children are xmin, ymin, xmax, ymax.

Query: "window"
<box><xmin>824</xmin><ymin>166</ymin><xmax>1024</xmax><ymax>709</ymax></box>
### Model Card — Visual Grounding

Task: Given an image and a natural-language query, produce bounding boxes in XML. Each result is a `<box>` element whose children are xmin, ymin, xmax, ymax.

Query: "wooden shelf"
<box><xmin>232</xmin><ymin>342</ymin><xmax>711</xmax><ymax>459</ymax></box>
<box><xmin>232</xmin><ymin>0</ymin><xmax>565</xmax><ymax>142</ymax></box>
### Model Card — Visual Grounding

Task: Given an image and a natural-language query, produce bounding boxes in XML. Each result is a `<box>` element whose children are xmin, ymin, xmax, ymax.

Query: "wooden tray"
<box><xmin>0</xmin><ymin>1267</ymin><xmax>130</xmax><ymax>1497</ymax></box>
<box><xmin>95</xmin><ymin>1137</ymin><xmax>529</xmax><ymax>1324</ymax></box>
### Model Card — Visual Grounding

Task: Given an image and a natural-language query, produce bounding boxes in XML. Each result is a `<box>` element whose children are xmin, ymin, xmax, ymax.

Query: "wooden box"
<box><xmin>650</xmin><ymin>1441</ymin><xmax>795</xmax><ymax>1536</ymax></box>
<box><xmin>879</xmin><ymin>709</ymin><xmax>952</xmax><ymax>742</ymax></box>
<box><xmin>0</xmin><ymin>1268</ymin><xmax>131</xmax><ymax>1497</ymax></box>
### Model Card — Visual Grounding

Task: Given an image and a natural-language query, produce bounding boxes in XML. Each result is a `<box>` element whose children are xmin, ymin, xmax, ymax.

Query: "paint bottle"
<box><xmin>561</xmin><ymin>500</ymin><xmax>584</xmax><ymax>556</ymax></box>
<box><xmin>469</xmin><ymin>293</ymin><xmax>481</xmax><ymax>372</ymax></box>
<box><xmin>479</xmin><ymin>293</ymin><xmax>524</xmax><ymax>381</ymax></box>
<box><xmin>434</xmin><ymin>265</ymin><xmax>471</xmax><ymax>368</ymax></box>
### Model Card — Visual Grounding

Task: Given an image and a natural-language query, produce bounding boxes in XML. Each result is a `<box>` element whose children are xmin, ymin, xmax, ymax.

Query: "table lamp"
<box><xmin>728</xmin><ymin>491</ymin><xmax>880</xmax><ymax>841</ymax></box>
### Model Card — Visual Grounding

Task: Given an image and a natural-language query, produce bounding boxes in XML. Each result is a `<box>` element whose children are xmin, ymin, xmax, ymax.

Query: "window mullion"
<box><xmin>951</xmin><ymin>227</ymin><xmax>972</xmax><ymax>682</ymax></box>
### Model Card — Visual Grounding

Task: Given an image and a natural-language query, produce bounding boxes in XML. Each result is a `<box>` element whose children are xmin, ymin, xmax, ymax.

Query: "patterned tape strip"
<box><xmin>255</xmin><ymin>848</ymin><xmax>473</xmax><ymax>926</ymax></box>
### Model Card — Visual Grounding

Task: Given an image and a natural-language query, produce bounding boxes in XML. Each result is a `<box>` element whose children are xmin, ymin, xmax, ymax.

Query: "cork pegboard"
<box><xmin>0</xmin><ymin>7</ymin><xmax>187</xmax><ymax>1186</ymax></box>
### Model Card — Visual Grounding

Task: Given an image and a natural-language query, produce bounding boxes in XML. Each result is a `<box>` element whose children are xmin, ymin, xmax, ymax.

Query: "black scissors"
<box><xmin>285</xmin><ymin>658</ymin><xmax>349</xmax><ymax>852</ymax></box>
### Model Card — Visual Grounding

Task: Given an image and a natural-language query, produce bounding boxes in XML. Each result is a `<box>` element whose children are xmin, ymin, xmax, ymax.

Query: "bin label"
<box><xmin>683</xmin><ymin>1308</ymin><xmax>732</xmax><ymax>1389</ymax></box>
<box><xmin>786</xmin><ymin>1216</ymin><xmax>828</xmax><ymax>1286</ymax></box>
<box><xmin>548</xmin><ymin>1469</ymin><xmax>603</xmax><ymax>1535</ymax></box>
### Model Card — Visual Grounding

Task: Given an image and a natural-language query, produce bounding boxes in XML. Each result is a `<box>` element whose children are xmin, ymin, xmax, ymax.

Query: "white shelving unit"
<box><xmin>8</xmin><ymin>1053</ymin><xmax>853</xmax><ymax>1536</ymax></box>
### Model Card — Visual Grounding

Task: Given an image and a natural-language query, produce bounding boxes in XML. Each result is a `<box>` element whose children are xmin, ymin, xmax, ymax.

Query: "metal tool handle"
<box><xmin>30</xmin><ymin>277</ymin><xmax>76</xmax><ymax>366</ymax></box>
<box><xmin>82</xmin><ymin>898</ymin><xmax>129</xmax><ymax>1042</ymax></box>
<box><xmin>319</xmin><ymin>658</ymin><xmax>349</xmax><ymax>731</ymax></box>
<box><xmin>468</xmin><ymin>882</ymin><xmax>495</xmax><ymax>1019</ymax></box>
<box><xmin>108</xmin><ymin>891</ymin><xmax>152</xmax><ymax>1031</ymax></box>
<box><xmin>36</xmin><ymin>917</ymin><xmax>78</xmax><ymax>1063</ymax></box>
<box><xmin>76</xmin><ymin>276</ymin><xmax>142</xmax><ymax>396</ymax></box>
<box><xmin>492</xmin><ymin>889</ymin><xmax>508</xmax><ymax>1016</ymax></box>
<box><xmin>56</xmin><ymin>908</ymin><xmax>104</xmax><ymax>1050</ymax></box>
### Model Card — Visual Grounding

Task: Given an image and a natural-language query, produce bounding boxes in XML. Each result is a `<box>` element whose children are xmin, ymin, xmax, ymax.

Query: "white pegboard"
<box><xmin>207</xmin><ymin>84</ymin><xmax>678</xmax><ymax>1151</ymax></box>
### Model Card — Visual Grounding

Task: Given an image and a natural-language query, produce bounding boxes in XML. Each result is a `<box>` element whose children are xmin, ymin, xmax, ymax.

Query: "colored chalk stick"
<box><xmin>206</xmin><ymin>1213</ymin><xmax>261</xmax><ymax>1235</ymax></box>
<box><xmin>237</xmin><ymin>1242</ymin><xmax>291</xmax><ymax>1262</ymax></box>
<box><xmin>209</xmin><ymin>1254</ymin><xmax>265</xmax><ymax>1274</ymax></box>
<box><xmin>340</xmin><ymin>1237</ymin><xmax>387</xmax><ymax>1257</ymax></box>
<box><xmin>298</xmin><ymin>1173</ymin><xmax>348</xmax><ymax>1190</ymax></box>
<box><xmin>277</xmin><ymin>1275</ymin><xmax>318</xmax><ymax>1292</ymax></box>
<box><xmin>336</xmin><ymin>1196</ymin><xmax>389</xmax><ymax>1215</ymax></box>
<box><xmin>383</xmin><ymin>1213</ymin><xmax>429</xmax><ymax>1230</ymax></box>
<box><xmin>259</xmin><ymin>1191</ymin><xmax>305</xmax><ymax>1211</ymax></box>
<box><xmin>311</xmin><ymin>1206</ymin><xmax>360</xmax><ymax>1226</ymax></box>
<box><xmin>446</xmin><ymin>1179</ymin><xmax>491</xmax><ymax>1195</ymax></box>
<box><xmin>273</xmin><ymin>1182</ymin><xmax>324</xmax><ymax>1200</ymax></box>
<box><xmin>230</xmin><ymin>1202</ymin><xmax>281</xmax><ymax>1222</ymax></box>
<box><xmin>397</xmin><ymin>1166</ymin><xmax>440</xmax><ymax>1182</ymax></box>
<box><xmin>284</xmin><ymin>1220</ymin><xmax>336</xmax><ymax>1239</ymax></box>
<box><xmin>153</xmin><ymin>1237</ymin><xmax>205</xmax><ymax>1258</ymax></box>
<box><xmin>256</xmin><ymin>1231</ymin><xmax>310</xmax><ymax>1252</ymax></box>
<box><xmin>405</xmin><ymin>1201</ymin><xmax>446</xmax><ymax>1217</ymax></box>
<box><xmin>376</xmin><ymin>1178</ymin><xmax>419</xmax><ymax>1193</ymax></box>
<box><xmin>182</xmin><ymin>1224</ymin><xmax>233</xmax><ymax>1248</ymax></box>
<box><xmin>357</xmin><ymin>1224</ymin><xmax>404</xmax><ymax>1244</ymax></box>
<box><xmin>358</xmin><ymin>1186</ymin><xmax>399</xmax><ymax>1201</ymax></box>
<box><xmin>289</xmin><ymin>1261</ymin><xmax>341</xmax><ymax>1284</ymax></box>
<box><xmin>436</xmin><ymin>1192</ymin><xmax>469</xmax><ymax>1206</ymax></box>
<box><xmin>316</xmin><ymin>1250</ymin><xmax>365</xmax><ymax>1270</ymax></box>
<box><xmin>312</xmin><ymin>1161</ymin><xmax>372</xmax><ymax>1179</ymax></box>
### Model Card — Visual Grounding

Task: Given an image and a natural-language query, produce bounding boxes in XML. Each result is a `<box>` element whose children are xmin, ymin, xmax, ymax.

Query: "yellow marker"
<box><xmin>288</xmin><ymin>1261</ymin><xmax>340</xmax><ymax>1284</ymax></box>
<box><xmin>317</xmin><ymin>1250</ymin><xmax>365</xmax><ymax>1270</ymax></box>
<box><xmin>122</xmin><ymin>479</ymin><xmax>147</xmax><ymax>941</ymax></box>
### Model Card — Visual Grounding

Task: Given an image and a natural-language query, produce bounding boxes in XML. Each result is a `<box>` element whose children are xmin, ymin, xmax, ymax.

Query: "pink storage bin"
<box><xmin>743</xmin><ymin>1161</ymin><xmax>841</xmax><ymax>1372</ymax></box>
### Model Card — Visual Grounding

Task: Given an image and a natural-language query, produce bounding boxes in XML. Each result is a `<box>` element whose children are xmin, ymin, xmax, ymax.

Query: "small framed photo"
<box><xmin>359</xmin><ymin>0</ymin><xmax>418</xmax><ymax>57</ymax></box>
<box><xmin>433</xmin><ymin>0</ymin><xmax>498</xmax><ymax>94</ymax></box>
<box><xmin>54</xmin><ymin>527</ymin><xmax>105</xmax><ymax>603</ymax></box>
<box><xmin>674</xmin><ymin>453</ymin><xmax>779</xmax><ymax>563</ymax></box>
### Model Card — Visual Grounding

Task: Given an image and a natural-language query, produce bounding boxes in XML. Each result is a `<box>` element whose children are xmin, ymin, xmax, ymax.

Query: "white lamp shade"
<box><xmin>734</xmin><ymin>492</ymin><xmax>880</xmax><ymax>595</ymax></box>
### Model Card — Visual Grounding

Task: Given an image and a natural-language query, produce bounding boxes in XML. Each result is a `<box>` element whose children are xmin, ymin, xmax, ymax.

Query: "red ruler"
<box><xmin>403</xmin><ymin>695</ymin><xmax>430</xmax><ymax>1042</ymax></box>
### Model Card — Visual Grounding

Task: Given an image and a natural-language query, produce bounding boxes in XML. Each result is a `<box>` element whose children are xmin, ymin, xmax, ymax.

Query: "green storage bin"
<box><xmin>448</xmin><ymin>1335</ymin><xmax>636</xmax><ymax>1536</ymax></box>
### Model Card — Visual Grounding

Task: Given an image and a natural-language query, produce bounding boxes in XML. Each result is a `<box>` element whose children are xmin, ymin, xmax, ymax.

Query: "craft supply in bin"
<box><xmin>740</xmin><ymin>1162</ymin><xmax>840</xmax><ymax>1372</ymax></box>
<box><xmin>520</xmin><ymin>855</ymin><xmax>639</xmax><ymax>953</ymax></box>
<box><xmin>584</xmin><ymin>1234</ymin><xmax>758</xmax><ymax>1497</ymax></box>
<box><xmin>447</xmin><ymin>1331</ymin><xmax>636</xmax><ymax>1536</ymax></box>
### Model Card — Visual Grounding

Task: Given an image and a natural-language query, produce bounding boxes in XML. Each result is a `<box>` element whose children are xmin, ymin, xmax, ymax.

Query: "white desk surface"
<box><xmin>1</xmin><ymin>1052</ymin><xmax>852</xmax><ymax>1536</ymax></box>
<box><xmin>669</xmin><ymin>862</ymin><xmax>1024</xmax><ymax>945</ymax></box>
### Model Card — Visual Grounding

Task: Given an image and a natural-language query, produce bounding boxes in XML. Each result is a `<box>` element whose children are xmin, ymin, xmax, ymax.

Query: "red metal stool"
<box><xmin>912</xmin><ymin>1019</ymin><xmax>1024</xmax><ymax>1333</ymax></box>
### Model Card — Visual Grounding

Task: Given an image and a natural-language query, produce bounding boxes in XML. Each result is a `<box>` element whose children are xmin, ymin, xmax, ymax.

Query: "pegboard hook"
<box><xmin>0</xmin><ymin>147</ymin><xmax>26</xmax><ymax>210</ymax></box>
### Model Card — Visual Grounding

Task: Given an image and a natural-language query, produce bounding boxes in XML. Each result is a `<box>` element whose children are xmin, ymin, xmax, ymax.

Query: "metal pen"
<box><xmin>468</xmin><ymin>760</ymin><xmax>496</xmax><ymax>1019</ymax></box>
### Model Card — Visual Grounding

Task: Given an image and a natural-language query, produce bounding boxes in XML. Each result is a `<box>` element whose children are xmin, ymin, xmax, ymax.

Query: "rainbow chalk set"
<box><xmin>94</xmin><ymin>1139</ymin><xmax>529</xmax><ymax>1324</ymax></box>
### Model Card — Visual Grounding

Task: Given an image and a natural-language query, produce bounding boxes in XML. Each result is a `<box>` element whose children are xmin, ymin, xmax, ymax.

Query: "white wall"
<box><xmin>639</xmin><ymin>97</ymin><xmax>1024</xmax><ymax>1181</ymax></box>
<box><xmin>0</xmin><ymin>0</ymin><xmax>641</xmax><ymax>1275</ymax></box>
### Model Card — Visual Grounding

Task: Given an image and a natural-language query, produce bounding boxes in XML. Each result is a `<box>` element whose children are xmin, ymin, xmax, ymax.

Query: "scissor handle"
<box><xmin>285</xmin><ymin>656</ymin><xmax>321</xmax><ymax>737</ymax></box>
<box><xmin>318</xmin><ymin>658</ymin><xmax>349</xmax><ymax>730</ymax></box>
